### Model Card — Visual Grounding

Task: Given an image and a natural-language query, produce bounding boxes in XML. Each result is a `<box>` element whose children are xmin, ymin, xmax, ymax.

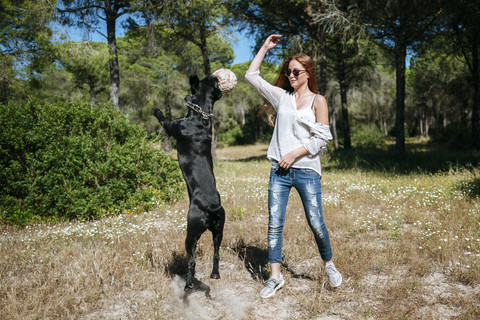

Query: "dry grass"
<box><xmin>1</xmin><ymin>143</ymin><xmax>479</xmax><ymax>319</ymax></box>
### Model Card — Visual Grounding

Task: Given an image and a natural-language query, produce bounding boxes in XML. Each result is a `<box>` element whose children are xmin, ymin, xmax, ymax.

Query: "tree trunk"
<box><xmin>340</xmin><ymin>85</ymin><xmax>351</xmax><ymax>149</ymax></box>
<box><xmin>256</xmin><ymin>106</ymin><xmax>265</xmax><ymax>143</ymax></box>
<box><xmin>319</xmin><ymin>35</ymin><xmax>328</xmax><ymax>95</ymax></box>
<box><xmin>329</xmin><ymin>98</ymin><xmax>339</xmax><ymax>150</ymax></box>
<box><xmin>337</xmin><ymin>41</ymin><xmax>351</xmax><ymax>149</ymax></box>
<box><xmin>199</xmin><ymin>24</ymin><xmax>211</xmax><ymax>76</ymax></box>
<box><xmin>425</xmin><ymin>119</ymin><xmax>429</xmax><ymax>140</ymax></box>
<box><xmin>472</xmin><ymin>36</ymin><xmax>480</xmax><ymax>150</ymax></box>
<box><xmin>394</xmin><ymin>35</ymin><xmax>407</xmax><ymax>161</ymax></box>
<box><xmin>310</xmin><ymin>27</ymin><xmax>327</xmax><ymax>95</ymax></box>
<box><xmin>163</xmin><ymin>80</ymin><xmax>172</xmax><ymax>153</ymax></box>
<box><xmin>420</xmin><ymin>109</ymin><xmax>425</xmax><ymax>138</ymax></box>
<box><xmin>462</xmin><ymin>99</ymin><xmax>469</xmax><ymax>126</ymax></box>
<box><xmin>106</xmin><ymin>10</ymin><xmax>120</xmax><ymax>109</ymax></box>
<box><xmin>212</xmin><ymin>120</ymin><xmax>219</xmax><ymax>163</ymax></box>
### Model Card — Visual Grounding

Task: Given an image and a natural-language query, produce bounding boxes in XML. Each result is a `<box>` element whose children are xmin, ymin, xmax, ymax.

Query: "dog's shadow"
<box><xmin>164</xmin><ymin>250</ymin><xmax>189</xmax><ymax>276</ymax></box>
<box><xmin>164</xmin><ymin>244</ymin><xmax>268</xmax><ymax>302</ymax></box>
<box><xmin>164</xmin><ymin>251</ymin><xmax>212</xmax><ymax>302</ymax></box>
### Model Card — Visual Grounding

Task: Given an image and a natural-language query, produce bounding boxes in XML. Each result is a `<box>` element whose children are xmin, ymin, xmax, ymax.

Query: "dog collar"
<box><xmin>186</xmin><ymin>101</ymin><xmax>214</xmax><ymax>120</ymax></box>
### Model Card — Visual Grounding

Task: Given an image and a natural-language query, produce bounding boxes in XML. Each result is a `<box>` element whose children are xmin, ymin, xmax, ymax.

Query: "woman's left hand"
<box><xmin>278</xmin><ymin>153</ymin><xmax>296</xmax><ymax>169</ymax></box>
<box><xmin>278</xmin><ymin>147</ymin><xmax>310</xmax><ymax>170</ymax></box>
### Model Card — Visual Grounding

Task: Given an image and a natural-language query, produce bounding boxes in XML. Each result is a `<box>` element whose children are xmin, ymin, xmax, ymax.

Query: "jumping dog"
<box><xmin>154</xmin><ymin>74</ymin><xmax>225</xmax><ymax>292</ymax></box>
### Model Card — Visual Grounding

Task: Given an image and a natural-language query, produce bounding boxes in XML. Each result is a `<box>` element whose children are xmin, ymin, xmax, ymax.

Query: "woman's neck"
<box><xmin>294</xmin><ymin>85</ymin><xmax>312</xmax><ymax>97</ymax></box>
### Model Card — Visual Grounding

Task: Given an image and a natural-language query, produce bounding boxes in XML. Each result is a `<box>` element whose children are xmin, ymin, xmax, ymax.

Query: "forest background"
<box><xmin>1</xmin><ymin>0</ymin><xmax>480</xmax><ymax>224</ymax></box>
<box><xmin>1</xmin><ymin>1</ymin><xmax>480</xmax><ymax>318</ymax></box>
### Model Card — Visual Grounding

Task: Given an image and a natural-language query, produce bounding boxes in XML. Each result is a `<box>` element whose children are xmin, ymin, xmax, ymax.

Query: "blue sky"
<box><xmin>229</xmin><ymin>33</ymin><xmax>255</xmax><ymax>65</ymax></box>
<box><xmin>60</xmin><ymin>20</ymin><xmax>255</xmax><ymax>65</ymax></box>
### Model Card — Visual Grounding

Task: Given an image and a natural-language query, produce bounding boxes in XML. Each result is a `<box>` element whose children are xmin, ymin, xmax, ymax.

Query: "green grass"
<box><xmin>1</xmin><ymin>142</ymin><xmax>479</xmax><ymax>319</ymax></box>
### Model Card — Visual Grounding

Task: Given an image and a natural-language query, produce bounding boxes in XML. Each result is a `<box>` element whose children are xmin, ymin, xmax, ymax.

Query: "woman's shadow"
<box><xmin>229</xmin><ymin>240</ymin><xmax>270</xmax><ymax>281</ymax></box>
<box><xmin>229</xmin><ymin>240</ymin><xmax>314</xmax><ymax>281</ymax></box>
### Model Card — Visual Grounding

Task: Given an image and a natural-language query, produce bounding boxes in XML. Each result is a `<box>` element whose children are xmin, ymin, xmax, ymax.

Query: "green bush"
<box><xmin>352</xmin><ymin>125</ymin><xmax>385</xmax><ymax>148</ymax></box>
<box><xmin>219</xmin><ymin>125</ymin><xmax>243</xmax><ymax>146</ymax></box>
<box><xmin>0</xmin><ymin>99</ymin><xmax>184</xmax><ymax>226</ymax></box>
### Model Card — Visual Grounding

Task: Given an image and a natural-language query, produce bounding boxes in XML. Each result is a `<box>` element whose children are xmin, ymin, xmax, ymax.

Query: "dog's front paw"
<box><xmin>153</xmin><ymin>108</ymin><xmax>168</xmax><ymax>123</ymax></box>
<box><xmin>153</xmin><ymin>108</ymin><xmax>163</xmax><ymax>118</ymax></box>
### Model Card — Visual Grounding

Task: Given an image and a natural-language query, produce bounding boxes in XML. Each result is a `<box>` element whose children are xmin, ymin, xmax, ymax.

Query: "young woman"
<box><xmin>245</xmin><ymin>34</ymin><xmax>342</xmax><ymax>298</ymax></box>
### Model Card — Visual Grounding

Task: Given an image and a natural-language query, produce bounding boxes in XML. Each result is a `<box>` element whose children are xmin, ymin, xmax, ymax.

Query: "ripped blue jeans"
<box><xmin>267</xmin><ymin>161</ymin><xmax>332</xmax><ymax>263</ymax></box>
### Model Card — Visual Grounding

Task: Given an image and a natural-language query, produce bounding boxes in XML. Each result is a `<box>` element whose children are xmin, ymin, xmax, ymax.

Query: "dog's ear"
<box><xmin>189</xmin><ymin>75</ymin><xmax>200</xmax><ymax>94</ymax></box>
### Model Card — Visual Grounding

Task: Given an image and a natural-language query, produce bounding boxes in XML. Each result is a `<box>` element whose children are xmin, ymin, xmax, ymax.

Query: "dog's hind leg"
<box><xmin>184</xmin><ymin>233</ymin><xmax>198</xmax><ymax>291</ymax></box>
<box><xmin>184</xmin><ymin>222</ymin><xmax>206</xmax><ymax>291</ymax></box>
<box><xmin>208</xmin><ymin>205</ymin><xmax>225</xmax><ymax>279</ymax></box>
<box><xmin>210</xmin><ymin>229</ymin><xmax>223</xmax><ymax>279</ymax></box>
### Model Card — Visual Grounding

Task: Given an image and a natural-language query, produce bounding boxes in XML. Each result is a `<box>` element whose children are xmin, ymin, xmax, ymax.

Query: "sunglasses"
<box><xmin>285</xmin><ymin>68</ymin><xmax>308</xmax><ymax>77</ymax></box>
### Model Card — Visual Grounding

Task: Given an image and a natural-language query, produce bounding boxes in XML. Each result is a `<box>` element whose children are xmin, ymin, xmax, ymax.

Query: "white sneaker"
<box><xmin>260</xmin><ymin>275</ymin><xmax>285</xmax><ymax>298</ymax></box>
<box><xmin>325</xmin><ymin>263</ymin><xmax>342</xmax><ymax>287</ymax></box>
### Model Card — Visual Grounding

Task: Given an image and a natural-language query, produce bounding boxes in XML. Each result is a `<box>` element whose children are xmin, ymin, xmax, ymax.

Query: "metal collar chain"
<box><xmin>186</xmin><ymin>101</ymin><xmax>214</xmax><ymax>120</ymax></box>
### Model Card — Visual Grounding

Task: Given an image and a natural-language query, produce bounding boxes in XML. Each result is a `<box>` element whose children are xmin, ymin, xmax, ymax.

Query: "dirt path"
<box><xmin>80</xmin><ymin>256</ymin><xmax>480</xmax><ymax>319</ymax></box>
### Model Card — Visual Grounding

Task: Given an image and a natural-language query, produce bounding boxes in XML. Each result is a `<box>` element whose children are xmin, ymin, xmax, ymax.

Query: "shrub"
<box><xmin>352</xmin><ymin>125</ymin><xmax>385</xmax><ymax>148</ymax></box>
<box><xmin>0</xmin><ymin>99</ymin><xmax>184</xmax><ymax>226</ymax></box>
<box><xmin>219</xmin><ymin>125</ymin><xmax>243</xmax><ymax>146</ymax></box>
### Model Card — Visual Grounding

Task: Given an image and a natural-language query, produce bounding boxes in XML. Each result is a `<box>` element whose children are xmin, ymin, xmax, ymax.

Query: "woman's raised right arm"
<box><xmin>245</xmin><ymin>34</ymin><xmax>284</xmax><ymax>108</ymax></box>
<box><xmin>247</xmin><ymin>34</ymin><xmax>282</xmax><ymax>73</ymax></box>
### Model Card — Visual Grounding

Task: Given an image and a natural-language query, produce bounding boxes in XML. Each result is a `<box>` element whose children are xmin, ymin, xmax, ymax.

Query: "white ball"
<box><xmin>213</xmin><ymin>68</ymin><xmax>237</xmax><ymax>94</ymax></box>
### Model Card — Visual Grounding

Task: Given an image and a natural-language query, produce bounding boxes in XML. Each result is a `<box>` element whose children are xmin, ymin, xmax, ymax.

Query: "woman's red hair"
<box><xmin>273</xmin><ymin>54</ymin><xmax>317</xmax><ymax>93</ymax></box>
<box><xmin>258</xmin><ymin>54</ymin><xmax>317</xmax><ymax>125</ymax></box>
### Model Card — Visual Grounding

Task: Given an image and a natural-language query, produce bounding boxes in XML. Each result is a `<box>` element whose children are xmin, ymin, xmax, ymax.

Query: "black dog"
<box><xmin>154</xmin><ymin>74</ymin><xmax>225</xmax><ymax>292</ymax></box>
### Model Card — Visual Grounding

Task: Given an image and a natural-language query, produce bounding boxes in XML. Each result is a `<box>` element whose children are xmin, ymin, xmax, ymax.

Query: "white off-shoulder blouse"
<box><xmin>245</xmin><ymin>70</ymin><xmax>332</xmax><ymax>176</ymax></box>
